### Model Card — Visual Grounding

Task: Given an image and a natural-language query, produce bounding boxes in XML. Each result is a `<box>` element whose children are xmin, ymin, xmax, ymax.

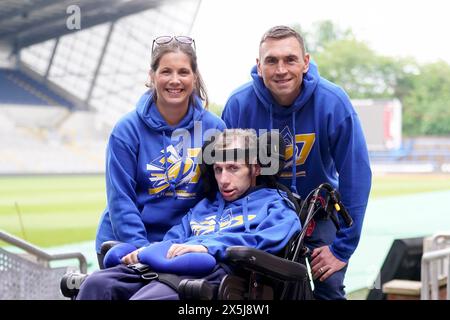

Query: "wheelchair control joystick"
<box><xmin>319</xmin><ymin>183</ymin><xmax>353</xmax><ymax>228</ymax></box>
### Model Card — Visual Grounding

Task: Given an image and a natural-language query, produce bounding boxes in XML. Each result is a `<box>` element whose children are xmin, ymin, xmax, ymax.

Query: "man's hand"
<box><xmin>310</xmin><ymin>246</ymin><xmax>347</xmax><ymax>282</ymax></box>
<box><xmin>121</xmin><ymin>248</ymin><xmax>143</xmax><ymax>265</ymax></box>
<box><xmin>166</xmin><ymin>244</ymin><xmax>207</xmax><ymax>259</ymax></box>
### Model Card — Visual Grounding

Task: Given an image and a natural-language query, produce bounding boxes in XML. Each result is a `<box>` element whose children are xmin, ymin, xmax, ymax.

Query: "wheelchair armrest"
<box><xmin>224</xmin><ymin>246</ymin><xmax>308</xmax><ymax>281</ymax></box>
<box><xmin>100</xmin><ymin>240</ymin><xmax>123</xmax><ymax>257</ymax></box>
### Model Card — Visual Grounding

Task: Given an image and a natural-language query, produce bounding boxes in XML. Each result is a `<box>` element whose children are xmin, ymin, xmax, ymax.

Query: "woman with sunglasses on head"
<box><xmin>95</xmin><ymin>36</ymin><xmax>226</xmax><ymax>269</ymax></box>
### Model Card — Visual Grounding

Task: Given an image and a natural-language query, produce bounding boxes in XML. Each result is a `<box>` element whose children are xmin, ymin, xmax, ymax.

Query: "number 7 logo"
<box><xmin>285</xmin><ymin>133</ymin><xmax>315</xmax><ymax>166</ymax></box>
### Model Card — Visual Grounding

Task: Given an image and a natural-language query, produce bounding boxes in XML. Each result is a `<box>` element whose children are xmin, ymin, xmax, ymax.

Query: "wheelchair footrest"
<box><xmin>60</xmin><ymin>273</ymin><xmax>89</xmax><ymax>299</ymax></box>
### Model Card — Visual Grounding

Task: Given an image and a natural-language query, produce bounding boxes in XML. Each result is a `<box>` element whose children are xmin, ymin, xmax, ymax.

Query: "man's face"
<box><xmin>257</xmin><ymin>37</ymin><xmax>310</xmax><ymax>106</ymax></box>
<box><xmin>213</xmin><ymin>161</ymin><xmax>259</xmax><ymax>201</ymax></box>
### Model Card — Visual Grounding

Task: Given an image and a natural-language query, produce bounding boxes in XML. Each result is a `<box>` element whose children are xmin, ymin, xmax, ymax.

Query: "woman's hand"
<box><xmin>166</xmin><ymin>244</ymin><xmax>207</xmax><ymax>259</ymax></box>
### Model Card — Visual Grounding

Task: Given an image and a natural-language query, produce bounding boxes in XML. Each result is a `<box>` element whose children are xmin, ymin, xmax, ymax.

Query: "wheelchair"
<box><xmin>60</xmin><ymin>182</ymin><xmax>352</xmax><ymax>300</ymax></box>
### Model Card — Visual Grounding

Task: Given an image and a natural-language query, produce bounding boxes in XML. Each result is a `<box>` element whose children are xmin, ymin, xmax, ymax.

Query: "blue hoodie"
<box><xmin>222</xmin><ymin>63</ymin><xmax>372</xmax><ymax>262</ymax></box>
<box><xmin>96</xmin><ymin>91</ymin><xmax>226</xmax><ymax>253</ymax></box>
<box><xmin>162</xmin><ymin>187</ymin><xmax>301</xmax><ymax>261</ymax></box>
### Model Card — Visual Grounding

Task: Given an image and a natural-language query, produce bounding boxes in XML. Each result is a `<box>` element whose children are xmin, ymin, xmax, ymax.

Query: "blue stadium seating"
<box><xmin>0</xmin><ymin>68</ymin><xmax>74</xmax><ymax>108</ymax></box>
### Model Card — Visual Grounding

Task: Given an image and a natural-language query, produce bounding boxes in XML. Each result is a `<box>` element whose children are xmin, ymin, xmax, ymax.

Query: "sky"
<box><xmin>190</xmin><ymin>0</ymin><xmax>450</xmax><ymax>105</ymax></box>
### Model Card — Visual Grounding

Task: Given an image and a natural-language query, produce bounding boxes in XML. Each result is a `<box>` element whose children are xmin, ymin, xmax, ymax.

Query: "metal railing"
<box><xmin>0</xmin><ymin>230</ymin><xmax>87</xmax><ymax>273</ymax></box>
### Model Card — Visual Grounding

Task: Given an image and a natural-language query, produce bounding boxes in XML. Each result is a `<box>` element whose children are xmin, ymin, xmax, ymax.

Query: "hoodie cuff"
<box><xmin>133</xmin><ymin>238</ymin><xmax>151</xmax><ymax>249</ymax></box>
<box><xmin>183</xmin><ymin>238</ymin><xmax>203</xmax><ymax>245</ymax></box>
<box><xmin>329</xmin><ymin>245</ymin><xmax>350</xmax><ymax>263</ymax></box>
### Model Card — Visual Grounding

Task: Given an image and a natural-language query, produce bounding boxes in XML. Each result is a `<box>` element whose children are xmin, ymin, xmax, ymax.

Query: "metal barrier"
<box><xmin>0</xmin><ymin>230</ymin><xmax>87</xmax><ymax>299</ymax></box>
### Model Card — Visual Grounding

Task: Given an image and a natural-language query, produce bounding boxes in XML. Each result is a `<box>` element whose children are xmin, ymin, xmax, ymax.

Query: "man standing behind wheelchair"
<box><xmin>76</xmin><ymin>129</ymin><xmax>301</xmax><ymax>300</ymax></box>
<box><xmin>221</xmin><ymin>26</ymin><xmax>372</xmax><ymax>299</ymax></box>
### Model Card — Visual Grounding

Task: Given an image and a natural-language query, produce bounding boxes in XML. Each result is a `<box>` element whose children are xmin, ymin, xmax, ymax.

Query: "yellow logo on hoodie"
<box><xmin>280</xmin><ymin>126</ymin><xmax>315</xmax><ymax>177</ymax></box>
<box><xmin>146</xmin><ymin>142</ymin><xmax>201</xmax><ymax>198</ymax></box>
<box><xmin>191</xmin><ymin>211</ymin><xmax>257</xmax><ymax>236</ymax></box>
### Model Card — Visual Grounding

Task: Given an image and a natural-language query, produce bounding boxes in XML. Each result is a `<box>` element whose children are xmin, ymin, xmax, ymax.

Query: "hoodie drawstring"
<box><xmin>214</xmin><ymin>195</ymin><xmax>225</xmax><ymax>232</ymax></box>
<box><xmin>290</xmin><ymin>111</ymin><xmax>299</xmax><ymax>195</ymax></box>
<box><xmin>269</xmin><ymin>105</ymin><xmax>273</xmax><ymax>130</ymax></box>
<box><xmin>269</xmin><ymin>104</ymin><xmax>298</xmax><ymax>194</ymax></box>
<box><xmin>162</xmin><ymin>131</ymin><xmax>187</xmax><ymax>199</ymax></box>
<box><xmin>243</xmin><ymin>196</ymin><xmax>250</xmax><ymax>232</ymax></box>
<box><xmin>214</xmin><ymin>195</ymin><xmax>250</xmax><ymax>233</ymax></box>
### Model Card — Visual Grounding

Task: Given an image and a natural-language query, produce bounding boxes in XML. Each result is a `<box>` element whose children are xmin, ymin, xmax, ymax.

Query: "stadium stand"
<box><xmin>369</xmin><ymin>137</ymin><xmax>450</xmax><ymax>174</ymax></box>
<box><xmin>2</xmin><ymin>0</ymin><xmax>445</xmax><ymax>176</ymax></box>
<box><xmin>0</xmin><ymin>0</ymin><xmax>202</xmax><ymax>175</ymax></box>
<box><xmin>0</xmin><ymin>106</ymin><xmax>109</xmax><ymax>174</ymax></box>
<box><xmin>0</xmin><ymin>68</ymin><xmax>74</xmax><ymax>108</ymax></box>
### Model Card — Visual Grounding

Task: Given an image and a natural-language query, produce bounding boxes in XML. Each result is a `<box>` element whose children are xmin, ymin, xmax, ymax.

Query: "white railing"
<box><xmin>421</xmin><ymin>247</ymin><xmax>450</xmax><ymax>300</ymax></box>
<box><xmin>430</xmin><ymin>234</ymin><xmax>450</xmax><ymax>281</ymax></box>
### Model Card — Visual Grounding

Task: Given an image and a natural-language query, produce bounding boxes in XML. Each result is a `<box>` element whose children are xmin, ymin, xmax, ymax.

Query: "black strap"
<box><xmin>156</xmin><ymin>273</ymin><xmax>183</xmax><ymax>292</ymax></box>
<box><xmin>140</xmin><ymin>271</ymin><xmax>182</xmax><ymax>292</ymax></box>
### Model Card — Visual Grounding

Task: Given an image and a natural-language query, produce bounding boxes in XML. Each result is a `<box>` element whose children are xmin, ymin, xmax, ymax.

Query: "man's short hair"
<box><xmin>213</xmin><ymin>129</ymin><xmax>258</xmax><ymax>165</ymax></box>
<box><xmin>260</xmin><ymin>25</ymin><xmax>306</xmax><ymax>55</ymax></box>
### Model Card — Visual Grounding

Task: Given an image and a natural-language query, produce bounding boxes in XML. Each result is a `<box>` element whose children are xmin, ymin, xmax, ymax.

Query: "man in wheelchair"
<box><xmin>74</xmin><ymin>129</ymin><xmax>302</xmax><ymax>300</ymax></box>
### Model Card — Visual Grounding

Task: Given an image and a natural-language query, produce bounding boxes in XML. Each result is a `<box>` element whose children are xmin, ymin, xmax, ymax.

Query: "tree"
<box><xmin>314</xmin><ymin>39</ymin><xmax>402</xmax><ymax>99</ymax></box>
<box><xmin>401</xmin><ymin>61</ymin><xmax>450</xmax><ymax>135</ymax></box>
<box><xmin>307</xmin><ymin>20</ymin><xmax>353</xmax><ymax>55</ymax></box>
<box><xmin>295</xmin><ymin>20</ymin><xmax>450</xmax><ymax>136</ymax></box>
<box><xmin>295</xmin><ymin>20</ymin><xmax>401</xmax><ymax>99</ymax></box>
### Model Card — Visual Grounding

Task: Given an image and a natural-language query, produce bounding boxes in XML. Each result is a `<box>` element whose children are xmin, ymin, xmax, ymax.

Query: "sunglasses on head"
<box><xmin>151</xmin><ymin>36</ymin><xmax>196</xmax><ymax>52</ymax></box>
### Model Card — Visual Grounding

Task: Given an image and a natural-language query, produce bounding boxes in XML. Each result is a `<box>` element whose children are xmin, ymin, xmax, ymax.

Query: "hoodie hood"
<box><xmin>136</xmin><ymin>90</ymin><xmax>206</xmax><ymax>132</ymax></box>
<box><xmin>251</xmin><ymin>61</ymin><xmax>320</xmax><ymax>117</ymax></box>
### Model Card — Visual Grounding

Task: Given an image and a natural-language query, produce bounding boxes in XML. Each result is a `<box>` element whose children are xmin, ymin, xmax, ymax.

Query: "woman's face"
<box><xmin>152</xmin><ymin>51</ymin><xmax>196</xmax><ymax>110</ymax></box>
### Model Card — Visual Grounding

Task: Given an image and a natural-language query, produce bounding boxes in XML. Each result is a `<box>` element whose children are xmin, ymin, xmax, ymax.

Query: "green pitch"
<box><xmin>1</xmin><ymin>174</ymin><xmax>450</xmax><ymax>247</ymax></box>
<box><xmin>0</xmin><ymin>175</ymin><xmax>105</xmax><ymax>247</ymax></box>
<box><xmin>370</xmin><ymin>174</ymin><xmax>450</xmax><ymax>198</ymax></box>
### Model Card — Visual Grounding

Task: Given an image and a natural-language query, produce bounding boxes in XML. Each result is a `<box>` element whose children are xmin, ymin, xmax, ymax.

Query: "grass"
<box><xmin>0</xmin><ymin>175</ymin><xmax>105</xmax><ymax>247</ymax></box>
<box><xmin>1</xmin><ymin>173</ymin><xmax>450</xmax><ymax>248</ymax></box>
<box><xmin>370</xmin><ymin>174</ymin><xmax>450</xmax><ymax>198</ymax></box>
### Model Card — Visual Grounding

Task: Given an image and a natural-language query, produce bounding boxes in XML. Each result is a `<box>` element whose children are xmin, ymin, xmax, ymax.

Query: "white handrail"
<box><xmin>421</xmin><ymin>247</ymin><xmax>450</xmax><ymax>300</ymax></box>
<box><xmin>430</xmin><ymin>234</ymin><xmax>450</xmax><ymax>282</ymax></box>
